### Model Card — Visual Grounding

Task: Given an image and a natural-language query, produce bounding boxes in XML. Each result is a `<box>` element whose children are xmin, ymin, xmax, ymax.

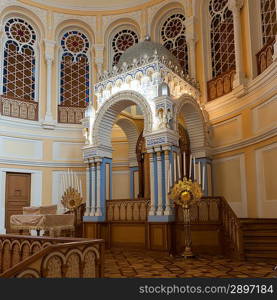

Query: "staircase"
<box><xmin>240</xmin><ymin>218</ymin><xmax>277</xmax><ymax>261</ymax></box>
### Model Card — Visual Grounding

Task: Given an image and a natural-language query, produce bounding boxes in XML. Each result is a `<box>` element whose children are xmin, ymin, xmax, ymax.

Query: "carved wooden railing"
<box><xmin>175</xmin><ymin>197</ymin><xmax>221</xmax><ymax>224</ymax></box>
<box><xmin>207</xmin><ymin>68</ymin><xmax>236</xmax><ymax>101</ymax></box>
<box><xmin>0</xmin><ymin>234</ymin><xmax>104</xmax><ymax>278</ymax></box>
<box><xmin>219</xmin><ymin>196</ymin><xmax>244</xmax><ymax>260</ymax></box>
<box><xmin>106</xmin><ymin>199</ymin><xmax>150</xmax><ymax>222</ymax></box>
<box><xmin>0</xmin><ymin>95</ymin><xmax>38</xmax><ymax>121</ymax></box>
<box><xmin>256</xmin><ymin>38</ymin><xmax>275</xmax><ymax>75</ymax></box>
<box><xmin>175</xmin><ymin>197</ymin><xmax>244</xmax><ymax>259</ymax></box>
<box><xmin>58</xmin><ymin>105</ymin><xmax>86</xmax><ymax>124</ymax></box>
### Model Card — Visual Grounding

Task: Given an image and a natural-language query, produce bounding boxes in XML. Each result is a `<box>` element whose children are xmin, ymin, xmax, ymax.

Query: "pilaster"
<box><xmin>41</xmin><ymin>39</ymin><xmax>56</xmax><ymax>129</ymax></box>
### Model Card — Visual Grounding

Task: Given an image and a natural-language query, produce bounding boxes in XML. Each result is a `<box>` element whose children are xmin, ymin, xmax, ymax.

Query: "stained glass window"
<box><xmin>60</xmin><ymin>31</ymin><xmax>90</xmax><ymax>107</ymax></box>
<box><xmin>3</xmin><ymin>18</ymin><xmax>36</xmax><ymax>100</ymax></box>
<box><xmin>260</xmin><ymin>0</ymin><xmax>277</xmax><ymax>45</ymax></box>
<box><xmin>111</xmin><ymin>29</ymin><xmax>139</xmax><ymax>67</ymax></box>
<box><xmin>160</xmin><ymin>13</ymin><xmax>189</xmax><ymax>73</ymax></box>
<box><xmin>209</xmin><ymin>0</ymin><xmax>235</xmax><ymax>77</ymax></box>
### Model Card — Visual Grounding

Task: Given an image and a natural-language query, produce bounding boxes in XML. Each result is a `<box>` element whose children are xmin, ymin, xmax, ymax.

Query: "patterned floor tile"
<box><xmin>103</xmin><ymin>248</ymin><xmax>276</xmax><ymax>278</ymax></box>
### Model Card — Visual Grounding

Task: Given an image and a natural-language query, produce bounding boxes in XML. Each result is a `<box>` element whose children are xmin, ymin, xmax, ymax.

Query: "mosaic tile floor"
<box><xmin>104</xmin><ymin>248</ymin><xmax>277</xmax><ymax>278</ymax></box>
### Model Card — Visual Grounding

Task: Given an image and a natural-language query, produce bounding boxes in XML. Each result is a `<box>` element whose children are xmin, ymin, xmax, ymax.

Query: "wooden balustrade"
<box><xmin>58</xmin><ymin>105</ymin><xmax>86</xmax><ymax>124</ymax></box>
<box><xmin>0</xmin><ymin>234</ymin><xmax>104</xmax><ymax>278</ymax></box>
<box><xmin>175</xmin><ymin>197</ymin><xmax>221</xmax><ymax>224</ymax></box>
<box><xmin>174</xmin><ymin>197</ymin><xmax>244</xmax><ymax>259</ymax></box>
<box><xmin>256</xmin><ymin>38</ymin><xmax>275</xmax><ymax>75</ymax></box>
<box><xmin>207</xmin><ymin>68</ymin><xmax>236</xmax><ymax>101</ymax></box>
<box><xmin>106</xmin><ymin>199</ymin><xmax>150</xmax><ymax>222</ymax></box>
<box><xmin>219</xmin><ymin>197</ymin><xmax>244</xmax><ymax>260</ymax></box>
<box><xmin>0</xmin><ymin>95</ymin><xmax>38</xmax><ymax>121</ymax></box>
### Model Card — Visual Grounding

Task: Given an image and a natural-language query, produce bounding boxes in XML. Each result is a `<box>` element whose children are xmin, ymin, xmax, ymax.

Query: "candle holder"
<box><xmin>169</xmin><ymin>177</ymin><xmax>203</xmax><ymax>258</ymax></box>
<box><xmin>61</xmin><ymin>187</ymin><xmax>83</xmax><ymax>212</ymax></box>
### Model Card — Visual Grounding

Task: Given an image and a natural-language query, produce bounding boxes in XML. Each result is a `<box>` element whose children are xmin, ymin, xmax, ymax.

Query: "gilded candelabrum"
<box><xmin>61</xmin><ymin>187</ymin><xmax>83</xmax><ymax>212</ymax></box>
<box><xmin>169</xmin><ymin>177</ymin><xmax>203</xmax><ymax>258</ymax></box>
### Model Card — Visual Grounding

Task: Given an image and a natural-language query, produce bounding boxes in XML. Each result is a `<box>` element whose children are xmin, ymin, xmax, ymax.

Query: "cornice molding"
<box><xmin>0</xmin><ymin>158</ymin><xmax>85</xmax><ymax>167</ymax></box>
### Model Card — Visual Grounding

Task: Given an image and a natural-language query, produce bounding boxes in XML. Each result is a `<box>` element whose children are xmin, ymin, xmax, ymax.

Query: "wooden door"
<box><xmin>5</xmin><ymin>172</ymin><xmax>31</xmax><ymax>233</ymax></box>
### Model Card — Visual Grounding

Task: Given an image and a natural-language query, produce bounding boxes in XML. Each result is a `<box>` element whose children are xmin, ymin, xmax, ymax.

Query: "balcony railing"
<box><xmin>207</xmin><ymin>68</ymin><xmax>236</xmax><ymax>102</ymax></box>
<box><xmin>0</xmin><ymin>235</ymin><xmax>104</xmax><ymax>278</ymax></box>
<box><xmin>0</xmin><ymin>95</ymin><xmax>38</xmax><ymax>121</ymax></box>
<box><xmin>58</xmin><ymin>105</ymin><xmax>86</xmax><ymax>124</ymax></box>
<box><xmin>106</xmin><ymin>199</ymin><xmax>150</xmax><ymax>222</ymax></box>
<box><xmin>256</xmin><ymin>38</ymin><xmax>275</xmax><ymax>75</ymax></box>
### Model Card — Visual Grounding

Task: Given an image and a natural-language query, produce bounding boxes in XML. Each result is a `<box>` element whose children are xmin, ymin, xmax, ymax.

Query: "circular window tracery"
<box><xmin>60</xmin><ymin>30</ymin><xmax>90</xmax><ymax>108</ymax></box>
<box><xmin>160</xmin><ymin>13</ymin><xmax>188</xmax><ymax>73</ymax></box>
<box><xmin>111</xmin><ymin>29</ymin><xmax>139</xmax><ymax>67</ymax></box>
<box><xmin>3</xmin><ymin>18</ymin><xmax>36</xmax><ymax>101</ymax></box>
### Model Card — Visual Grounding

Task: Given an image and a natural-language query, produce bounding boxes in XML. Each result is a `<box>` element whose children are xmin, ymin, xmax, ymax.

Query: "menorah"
<box><xmin>60</xmin><ymin>169</ymin><xmax>83</xmax><ymax>211</ymax></box>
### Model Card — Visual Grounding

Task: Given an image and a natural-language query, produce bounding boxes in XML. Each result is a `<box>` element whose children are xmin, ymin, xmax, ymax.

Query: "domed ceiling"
<box><xmin>26</xmin><ymin>0</ymin><xmax>151</xmax><ymax>11</ymax></box>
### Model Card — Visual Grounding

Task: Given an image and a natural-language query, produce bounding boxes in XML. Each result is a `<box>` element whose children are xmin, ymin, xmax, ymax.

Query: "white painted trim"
<box><xmin>212</xmin><ymin>153</ymin><xmax>248</xmax><ymax>217</ymax></box>
<box><xmin>30</xmin><ymin>0</ymin><xmax>150</xmax><ymax>11</ymax></box>
<box><xmin>205</xmin><ymin>62</ymin><xmax>277</xmax><ymax>119</ymax></box>
<box><xmin>53</xmin><ymin>141</ymin><xmax>83</xmax><ymax>161</ymax></box>
<box><xmin>0</xmin><ymin>158</ymin><xmax>85</xmax><ymax>167</ymax></box>
<box><xmin>212</xmin><ymin>114</ymin><xmax>242</xmax><ymax>146</ymax></box>
<box><xmin>212</xmin><ymin>126</ymin><xmax>277</xmax><ymax>154</ymax></box>
<box><xmin>255</xmin><ymin>142</ymin><xmax>277</xmax><ymax>218</ymax></box>
<box><xmin>0</xmin><ymin>167</ymin><xmax>42</xmax><ymax>233</ymax></box>
<box><xmin>0</xmin><ymin>136</ymin><xmax>43</xmax><ymax>160</ymax></box>
<box><xmin>252</xmin><ymin>96</ymin><xmax>277</xmax><ymax>135</ymax></box>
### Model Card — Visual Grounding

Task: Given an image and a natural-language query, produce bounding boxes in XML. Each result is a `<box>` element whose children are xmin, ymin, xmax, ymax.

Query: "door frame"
<box><xmin>0</xmin><ymin>168</ymin><xmax>42</xmax><ymax>233</ymax></box>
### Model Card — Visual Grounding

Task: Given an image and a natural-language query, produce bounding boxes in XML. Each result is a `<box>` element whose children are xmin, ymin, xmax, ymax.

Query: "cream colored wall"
<box><xmin>111</xmin><ymin>125</ymin><xmax>130</xmax><ymax>199</ymax></box>
<box><xmin>0</xmin><ymin>0</ymin><xmax>276</xmax><ymax>221</ymax></box>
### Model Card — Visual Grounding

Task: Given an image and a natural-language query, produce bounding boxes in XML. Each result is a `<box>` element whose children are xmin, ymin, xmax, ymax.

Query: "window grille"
<box><xmin>209</xmin><ymin>0</ymin><xmax>235</xmax><ymax>77</ymax></box>
<box><xmin>111</xmin><ymin>29</ymin><xmax>139</xmax><ymax>67</ymax></box>
<box><xmin>3</xmin><ymin>18</ymin><xmax>36</xmax><ymax>100</ymax></box>
<box><xmin>160</xmin><ymin>13</ymin><xmax>189</xmax><ymax>73</ymax></box>
<box><xmin>260</xmin><ymin>0</ymin><xmax>277</xmax><ymax>45</ymax></box>
<box><xmin>60</xmin><ymin>31</ymin><xmax>90</xmax><ymax>107</ymax></box>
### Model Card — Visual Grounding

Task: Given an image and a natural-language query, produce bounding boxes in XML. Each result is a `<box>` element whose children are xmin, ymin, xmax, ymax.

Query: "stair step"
<box><xmin>244</xmin><ymin>237</ymin><xmax>277</xmax><ymax>245</ymax></box>
<box><xmin>245</xmin><ymin>251</ymin><xmax>277</xmax><ymax>259</ymax></box>
<box><xmin>242</xmin><ymin>224</ymin><xmax>277</xmax><ymax>230</ymax></box>
<box><xmin>243</xmin><ymin>231</ymin><xmax>277</xmax><ymax>237</ymax></box>
<box><xmin>244</xmin><ymin>244</ymin><xmax>277</xmax><ymax>250</ymax></box>
<box><xmin>240</xmin><ymin>218</ymin><xmax>277</xmax><ymax>224</ymax></box>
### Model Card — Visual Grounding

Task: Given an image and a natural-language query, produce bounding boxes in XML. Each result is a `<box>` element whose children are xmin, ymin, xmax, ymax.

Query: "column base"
<box><xmin>156</xmin><ymin>207</ymin><xmax>164</xmax><ymax>216</ymax></box>
<box><xmin>89</xmin><ymin>209</ymin><xmax>95</xmax><ymax>217</ymax></box>
<box><xmin>148</xmin><ymin>207</ymin><xmax>156</xmax><ymax>216</ymax></box>
<box><xmin>95</xmin><ymin>208</ymin><xmax>102</xmax><ymax>217</ymax></box>
<box><xmin>41</xmin><ymin>115</ymin><xmax>56</xmax><ymax>130</ymax></box>
<box><xmin>148</xmin><ymin>215</ymin><xmax>175</xmax><ymax>222</ymax></box>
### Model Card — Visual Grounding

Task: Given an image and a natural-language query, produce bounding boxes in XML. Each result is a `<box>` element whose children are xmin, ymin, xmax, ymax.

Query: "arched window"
<box><xmin>59</xmin><ymin>30</ymin><xmax>90</xmax><ymax>108</ymax></box>
<box><xmin>160</xmin><ymin>13</ymin><xmax>189</xmax><ymax>73</ymax></box>
<box><xmin>260</xmin><ymin>0</ymin><xmax>277</xmax><ymax>45</ymax></box>
<box><xmin>111</xmin><ymin>29</ymin><xmax>139</xmax><ymax>67</ymax></box>
<box><xmin>209</xmin><ymin>0</ymin><xmax>235</xmax><ymax>78</ymax></box>
<box><xmin>2</xmin><ymin>18</ymin><xmax>37</xmax><ymax>101</ymax></box>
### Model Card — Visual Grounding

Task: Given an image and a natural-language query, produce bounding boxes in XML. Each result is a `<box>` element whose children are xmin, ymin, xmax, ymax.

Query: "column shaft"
<box><xmin>149</xmin><ymin>152</ymin><xmax>156</xmax><ymax>216</ymax></box>
<box><xmin>95</xmin><ymin>161</ymin><xmax>102</xmax><ymax>216</ymax></box>
<box><xmin>164</xmin><ymin>150</ymin><xmax>172</xmax><ymax>215</ymax></box>
<box><xmin>90</xmin><ymin>163</ymin><xmax>96</xmax><ymax>216</ymax></box>
<box><xmin>156</xmin><ymin>151</ymin><xmax>164</xmax><ymax>216</ymax></box>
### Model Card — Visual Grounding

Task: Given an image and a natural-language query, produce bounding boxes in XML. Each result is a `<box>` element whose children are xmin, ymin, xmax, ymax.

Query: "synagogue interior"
<box><xmin>0</xmin><ymin>0</ymin><xmax>276</xmax><ymax>278</ymax></box>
